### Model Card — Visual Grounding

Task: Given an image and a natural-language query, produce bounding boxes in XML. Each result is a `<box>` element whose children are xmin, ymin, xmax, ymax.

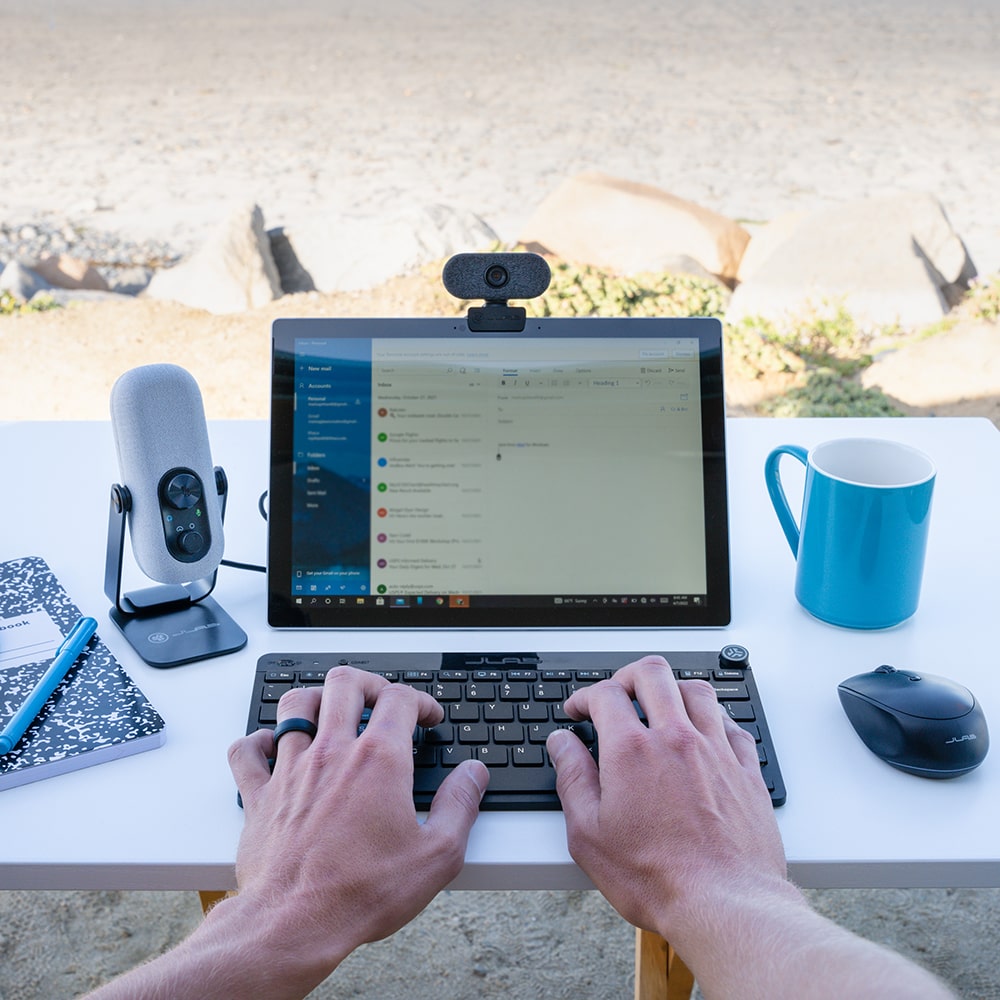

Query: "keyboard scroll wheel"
<box><xmin>719</xmin><ymin>644</ymin><xmax>749</xmax><ymax>669</ymax></box>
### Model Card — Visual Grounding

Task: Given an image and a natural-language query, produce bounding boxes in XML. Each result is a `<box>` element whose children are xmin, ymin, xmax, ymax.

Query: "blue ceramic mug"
<box><xmin>764</xmin><ymin>438</ymin><xmax>935</xmax><ymax>629</ymax></box>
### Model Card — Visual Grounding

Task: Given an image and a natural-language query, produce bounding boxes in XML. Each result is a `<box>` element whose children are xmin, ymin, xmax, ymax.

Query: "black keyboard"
<box><xmin>245</xmin><ymin>646</ymin><xmax>786</xmax><ymax>809</ymax></box>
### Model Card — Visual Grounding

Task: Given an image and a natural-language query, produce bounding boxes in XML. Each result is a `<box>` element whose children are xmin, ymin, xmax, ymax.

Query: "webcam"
<box><xmin>442</xmin><ymin>252</ymin><xmax>551</xmax><ymax>332</ymax></box>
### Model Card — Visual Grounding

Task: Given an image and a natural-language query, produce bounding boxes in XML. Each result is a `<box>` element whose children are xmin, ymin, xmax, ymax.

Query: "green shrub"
<box><xmin>525</xmin><ymin>258</ymin><xmax>728</xmax><ymax>319</ymax></box>
<box><xmin>962</xmin><ymin>273</ymin><xmax>1000</xmax><ymax>321</ymax></box>
<box><xmin>759</xmin><ymin>370</ymin><xmax>903</xmax><ymax>418</ymax></box>
<box><xmin>0</xmin><ymin>290</ymin><xmax>61</xmax><ymax>315</ymax></box>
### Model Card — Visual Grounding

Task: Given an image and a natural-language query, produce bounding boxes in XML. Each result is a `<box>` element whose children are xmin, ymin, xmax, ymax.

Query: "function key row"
<box><xmin>262</xmin><ymin>665</ymin><xmax>746</xmax><ymax>684</ymax></box>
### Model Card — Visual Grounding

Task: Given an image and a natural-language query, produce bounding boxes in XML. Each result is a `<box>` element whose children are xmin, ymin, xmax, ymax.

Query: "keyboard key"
<box><xmin>511</xmin><ymin>744</ymin><xmax>545</xmax><ymax>766</ymax></box>
<box><xmin>450</xmin><ymin>703</ymin><xmax>480</xmax><ymax>723</ymax></box>
<box><xmin>499</xmin><ymin>682</ymin><xmax>531</xmax><ymax>701</ymax></box>
<box><xmin>723</xmin><ymin>702</ymin><xmax>756</xmax><ymax>722</ymax></box>
<box><xmin>712</xmin><ymin>682</ymin><xmax>750</xmax><ymax>701</ymax></box>
<box><xmin>467</xmin><ymin>682</ymin><xmax>495</xmax><ymax>701</ymax></box>
<box><xmin>678</xmin><ymin>669</ymin><xmax>711</xmax><ymax>680</ymax></box>
<box><xmin>534</xmin><ymin>682</ymin><xmax>564</xmax><ymax>701</ymax></box>
<box><xmin>493</xmin><ymin>723</ymin><xmax>525</xmax><ymax>744</ymax></box>
<box><xmin>484</xmin><ymin>702</ymin><xmax>515</xmax><ymax>722</ymax></box>
<box><xmin>714</xmin><ymin>668</ymin><xmax>745</xmax><ymax>681</ymax></box>
<box><xmin>424</xmin><ymin>724</ymin><xmax>454</xmax><ymax>745</ymax></box>
<box><xmin>440</xmin><ymin>746</ymin><xmax>474</xmax><ymax>766</ymax></box>
<box><xmin>476</xmin><ymin>746</ymin><xmax>509</xmax><ymax>766</ymax></box>
<box><xmin>527</xmin><ymin>722</ymin><xmax>557</xmax><ymax>743</ymax></box>
<box><xmin>518</xmin><ymin>702</ymin><xmax>549</xmax><ymax>722</ymax></box>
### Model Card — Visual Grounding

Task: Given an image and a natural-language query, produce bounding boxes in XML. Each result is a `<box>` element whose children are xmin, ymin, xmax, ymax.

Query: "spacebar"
<box><xmin>413</xmin><ymin>766</ymin><xmax>556</xmax><ymax>795</ymax></box>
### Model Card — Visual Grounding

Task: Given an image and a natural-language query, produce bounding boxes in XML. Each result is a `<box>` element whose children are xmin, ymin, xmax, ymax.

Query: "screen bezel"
<box><xmin>267</xmin><ymin>315</ymin><xmax>730</xmax><ymax>628</ymax></box>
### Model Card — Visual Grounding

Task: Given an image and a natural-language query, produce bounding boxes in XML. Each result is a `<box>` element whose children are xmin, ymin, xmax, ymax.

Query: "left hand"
<box><xmin>227</xmin><ymin>667</ymin><xmax>489</xmax><ymax>969</ymax></box>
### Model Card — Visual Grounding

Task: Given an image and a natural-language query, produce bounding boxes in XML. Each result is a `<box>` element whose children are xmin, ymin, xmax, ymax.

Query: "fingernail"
<box><xmin>547</xmin><ymin>729</ymin><xmax>571</xmax><ymax>768</ymax></box>
<box><xmin>468</xmin><ymin>760</ymin><xmax>489</xmax><ymax>798</ymax></box>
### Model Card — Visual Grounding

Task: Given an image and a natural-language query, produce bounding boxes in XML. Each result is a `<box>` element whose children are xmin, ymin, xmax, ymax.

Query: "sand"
<box><xmin>2</xmin><ymin>1</ymin><xmax>1000</xmax><ymax>997</ymax></box>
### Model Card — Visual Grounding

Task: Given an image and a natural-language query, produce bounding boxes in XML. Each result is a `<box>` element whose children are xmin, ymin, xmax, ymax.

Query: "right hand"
<box><xmin>546</xmin><ymin>655</ymin><xmax>792</xmax><ymax>935</ymax></box>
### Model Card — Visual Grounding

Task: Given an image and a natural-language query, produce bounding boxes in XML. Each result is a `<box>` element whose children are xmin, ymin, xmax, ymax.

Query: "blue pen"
<box><xmin>0</xmin><ymin>616</ymin><xmax>99</xmax><ymax>755</ymax></box>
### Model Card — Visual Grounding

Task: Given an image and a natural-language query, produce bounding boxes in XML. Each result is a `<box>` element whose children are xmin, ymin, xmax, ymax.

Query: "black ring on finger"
<box><xmin>273</xmin><ymin>717</ymin><xmax>318</xmax><ymax>748</ymax></box>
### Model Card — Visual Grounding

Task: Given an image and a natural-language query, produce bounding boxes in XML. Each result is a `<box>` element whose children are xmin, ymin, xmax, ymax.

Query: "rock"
<box><xmin>144</xmin><ymin>202</ymin><xmax>281</xmax><ymax>313</ymax></box>
<box><xmin>518</xmin><ymin>172</ymin><xmax>750</xmax><ymax>283</ymax></box>
<box><xmin>104</xmin><ymin>266</ymin><xmax>153</xmax><ymax>295</ymax></box>
<box><xmin>0</xmin><ymin>260</ymin><xmax>53</xmax><ymax>300</ymax></box>
<box><xmin>285</xmin><ymin>204</ymin><xmax>498</xmax><ymax>293</ymax></box>
<box><xmin>267</xmin><ymin>227</ymin><xmax>315</xmax><ymax>294</ymax></box>
<box><xmin>33</xmin><ymin>254</ymin><xmax>109</xmax><ymax>291</ymax></box>
<box><xmin>861</xmin><ymin>320</ymin><xmax>1000</xmax><ymax>407</ymax></box>
<box><xmin>728</xmin><ymin>194</ymin><xmax>977</xmax><ymax>329</ymax></box>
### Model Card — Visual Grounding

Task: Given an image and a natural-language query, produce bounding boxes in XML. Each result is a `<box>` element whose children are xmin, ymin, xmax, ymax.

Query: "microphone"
<box><xmin>110</xmin><ymin>364</ymin><xmax>224</xmax><ymax>585</ymax></box>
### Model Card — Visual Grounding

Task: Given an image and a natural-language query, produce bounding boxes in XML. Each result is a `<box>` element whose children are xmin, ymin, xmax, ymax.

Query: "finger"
<box><xmin>227</xmin><ymin>728</ymin><xmax>275</xmax><ymax>807</ymax></box>
<box><xmin>564</xmin><ymin>656</ymin><xmax>680</xmax><ymax>729</ymax></box>
<box><xmin>314</xmin><ymin>666</ymin><xmax>390</xmax><ymax>744</ymax></box>
<box><xmin>366</xmin><ymin>679</ymin><xmax>444</xmax><ymax>731</ymax></box>
<box><xmin>423</xmin><ymin>759</ymin><xmax>489</xmax><ymax>856</ymax></box>
<box><xmin>677</xmin><ymin>679</ymin><xmax>727</xmax><ymax>736</ymax></box>
<box><xmin>360</xmin><ymin>682</ymin><xmax>442</xmax><ymax>760</ymax></box>
<box><xmin>562</xmin><ymin>673</ymin><xmax>648</xmax><ymax>739</ymax></box>
<box><xmin>547</xmin><ymin>728</ymin><xmax>601</xmax><ymax>836</ymax></box>
<box><xmin>625</xmin><ymin>656</ymin><xmax>691</xmax><ymax>729</ymax></box>
<box><xmin>721</xmin><ymin>712</ymin><xmax>762</xmax><ymax>771</ymax></box>
<box><xmin>273</xmin><ymin>684</ymin><xmax>324</xmax><ymax>761</ymax></box>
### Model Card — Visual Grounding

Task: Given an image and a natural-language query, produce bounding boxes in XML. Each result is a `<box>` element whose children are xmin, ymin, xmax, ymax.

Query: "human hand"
<box><xmin>227</xmin><ymin>667</ymin><xmax>488</xmax><ymax>980</ymax></box>
<box><xmin>546</xmin><ymin>655</ymin><xmax>791</xmax><ymax>938</ymax></box>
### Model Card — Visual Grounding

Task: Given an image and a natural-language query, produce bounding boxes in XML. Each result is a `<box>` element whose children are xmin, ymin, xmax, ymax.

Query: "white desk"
<box><xmin>2</xmin><ymin>417</ymin><xmax>999</xmax><ymax>892</ymax></box>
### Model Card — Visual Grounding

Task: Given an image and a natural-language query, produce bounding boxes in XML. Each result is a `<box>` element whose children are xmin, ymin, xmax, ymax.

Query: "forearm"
<box><xmin>665</xmin><ymin>883</ymin><xmax>956</xmax><ymax>1000</ymax></box>
<box><xmin>81</xmin><ymin>893</ymin><xmax>353</xmax><ymax>1000</ymax></box>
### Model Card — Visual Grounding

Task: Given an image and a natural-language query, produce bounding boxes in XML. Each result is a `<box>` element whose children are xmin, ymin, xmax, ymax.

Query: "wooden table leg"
<box><xmin>635</xmin><ymin>927</ymin><xmax>696</xmax><ymax>1000</ymax></box>
<box><xmin>198</xmin><ymin>890</ymin><xmax>232</xmax><ymax>915</ymax></box>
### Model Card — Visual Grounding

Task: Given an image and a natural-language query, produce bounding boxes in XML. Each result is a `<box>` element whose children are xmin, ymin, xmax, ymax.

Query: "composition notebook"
<box><xmin>0</xmin><ymin>556</ymin><xmax>166</xmax><ymax>790</ymax></box>
<box><xmin>268</xmin><ymin>316</ymin><xmax>730</xmax><ymax>629</ymax></box>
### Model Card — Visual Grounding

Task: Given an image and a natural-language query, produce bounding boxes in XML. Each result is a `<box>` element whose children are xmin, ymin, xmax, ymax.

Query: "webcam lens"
<box><xmin>485</xmin><ymin>264</ymin><xmax>510</xmax><ymax>289</ymax></box>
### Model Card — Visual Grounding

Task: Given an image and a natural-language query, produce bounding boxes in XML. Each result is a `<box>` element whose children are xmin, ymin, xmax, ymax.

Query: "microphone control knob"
<box><xmin>178</xmin><ymin>530</ymin><xmax>205</xmax><ymax>555</ymax></box>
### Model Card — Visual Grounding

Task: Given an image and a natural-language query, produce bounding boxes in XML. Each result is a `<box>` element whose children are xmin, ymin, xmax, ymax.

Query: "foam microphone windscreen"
<box><xmin>110</xmin><ymin>364</ymin><xmax>224</xmax><ymax>585</ymax></box>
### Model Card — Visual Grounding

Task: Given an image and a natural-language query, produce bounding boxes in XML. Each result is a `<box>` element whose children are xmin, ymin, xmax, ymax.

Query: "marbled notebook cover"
<box><xmin>0</xmin><ymin>556</ymin><xmax>166</xmax><ymax>790</ymax></box>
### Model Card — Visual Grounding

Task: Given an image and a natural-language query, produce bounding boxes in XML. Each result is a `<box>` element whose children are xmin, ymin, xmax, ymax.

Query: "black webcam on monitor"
<box><xmin>442</xmin><ymin>251</ymin><xmax>551</xmax><ymax>332</ymax></box>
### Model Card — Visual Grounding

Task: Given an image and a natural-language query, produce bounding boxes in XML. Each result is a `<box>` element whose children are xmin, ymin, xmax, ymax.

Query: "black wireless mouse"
<box><xmin>838</xmin><ymin>665</ymin><xmax>989</xmax><ymax>778</ymax></box>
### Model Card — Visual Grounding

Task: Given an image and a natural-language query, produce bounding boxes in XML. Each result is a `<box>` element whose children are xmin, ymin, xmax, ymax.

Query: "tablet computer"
<box><xmin>267</xmin><ymin>315</ymin><xmax>730</xmax><ymax>628</ymax></box>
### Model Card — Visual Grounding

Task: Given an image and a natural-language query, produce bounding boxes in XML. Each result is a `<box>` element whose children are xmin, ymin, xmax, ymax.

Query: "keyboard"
<box><xmin>245</xmin><ymin>646</ymin><xmax>786</xmax><ymax>809</ymax></box>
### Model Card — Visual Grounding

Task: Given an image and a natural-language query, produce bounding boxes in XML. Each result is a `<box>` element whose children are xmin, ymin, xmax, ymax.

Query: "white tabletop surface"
<box><xmin>2</xmin><ymin>417</ymin><xmax>999</xmax><ymax>891</ymax></box>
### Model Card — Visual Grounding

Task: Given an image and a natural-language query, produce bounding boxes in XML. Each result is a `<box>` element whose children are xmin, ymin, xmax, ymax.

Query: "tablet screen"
<box><xmin>267</xmin><ymin>316</ymin><xmax>730</xmax><ymax>628</ymax></box>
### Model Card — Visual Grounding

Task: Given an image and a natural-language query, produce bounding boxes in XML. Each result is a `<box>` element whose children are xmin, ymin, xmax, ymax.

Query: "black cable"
<box><xmin>221</xmin><ymin>559</ymin><xmax>266</xmax><ymax>573</ymax></box>
<box><xmin>219</xmin><ymin>491</ymin><xmax>269</xmax><ymax>573</ymax></box>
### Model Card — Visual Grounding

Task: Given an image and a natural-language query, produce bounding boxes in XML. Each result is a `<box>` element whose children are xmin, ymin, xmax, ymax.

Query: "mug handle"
<box><xmin>764</xmin><ymin>444</ymin><xmax>809</xmax><ymax>555</ymax></box>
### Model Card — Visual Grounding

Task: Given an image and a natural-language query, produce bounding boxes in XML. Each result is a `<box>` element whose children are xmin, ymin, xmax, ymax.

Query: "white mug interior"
<box><xmin>810</xmin><ymin>438</ymin><xmax>935</xmax><ymax>488</ymax></box>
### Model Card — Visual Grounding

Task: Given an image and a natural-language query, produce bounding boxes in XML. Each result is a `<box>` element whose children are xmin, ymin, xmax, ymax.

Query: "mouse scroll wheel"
<box><xmin>875</xmin><ymin>664</ymin><xmax>896</xmax><ymax>674</ymax></box>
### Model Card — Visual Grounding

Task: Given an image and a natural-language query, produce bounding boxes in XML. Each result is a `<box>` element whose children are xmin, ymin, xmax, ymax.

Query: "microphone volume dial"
<box><xmin>158</xmin><ymin>467</ymin><xmax>211</xmax><ymax>562</ymax></box>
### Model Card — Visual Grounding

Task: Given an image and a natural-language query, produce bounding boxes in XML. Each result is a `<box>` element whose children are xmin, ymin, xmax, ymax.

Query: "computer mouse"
<box><xmin>837</xmin><ymin>665</ymin><xmax>989</xmax><ymax>778</ymax></box>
